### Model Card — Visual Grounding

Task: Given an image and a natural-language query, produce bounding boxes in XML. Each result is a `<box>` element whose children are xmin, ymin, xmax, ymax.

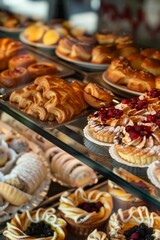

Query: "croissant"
<box><xmin>25</xmin><ymin>103</ymin><xmax>48</xmax><ymax>121</ymax></box>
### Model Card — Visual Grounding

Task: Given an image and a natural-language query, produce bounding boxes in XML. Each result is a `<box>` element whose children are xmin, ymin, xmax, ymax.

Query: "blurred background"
<box><xmin>0</xmin><ymin>0</ymin><xmax>159</xmax><ymax>47</ymax></box>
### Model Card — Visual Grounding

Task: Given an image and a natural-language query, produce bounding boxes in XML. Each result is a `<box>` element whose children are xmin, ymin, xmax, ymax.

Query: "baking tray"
<box><xmin>0</xmin><ymin>46</ymin><xmax>76</xmax><ymax>97</ymax></box>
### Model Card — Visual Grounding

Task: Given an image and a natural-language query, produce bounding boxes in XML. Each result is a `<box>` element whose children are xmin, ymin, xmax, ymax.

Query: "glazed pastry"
<box><xmin>5</xmin><ymin>40</ymin><xmax>26</xmax><ymax>58</ymax></box>
<box><xmin>45</xmin><ymin>146</ymin><xmax>97</xmax><ymax>187</ymax></box>
<box><xmin>0</xmin><ymin>67</ymin><xmax>29</xmax><ymax>88</ymax></box>
<box><xmin>105</xmin><ymin>57</ymin><xmax>155</xmax><ymax>92</ymax></box>
<box><xmin>106</xmin><ymin>168</ymin><xmax>157</xmax><ymax>210</ymax></box>
<box><xmin>114</xmin><ymin>123</ymin><xmax>160</xmax><ymax>165</ymax></box>
<box><xmin>87</xmin><ymin>229</ymin><xmax>108</xmax><ymax>240</ymax></box>
<box><xmin>28</xmin><ymin>62</ymin><xmax>58</xmax><ymax>79</ymax></box>
<box><xmin>141</xmin><ymin>57</ymin><xmax>160</xmax><ymax>76</ymax></box>
<box><xmin>69</xmin><ymin>43</ymin><xmax>93</xmax><ymax>61</ymax></box>
<box><xmin>83</xmin><ymin>83</ymin><xmax>114</xmax><ymax>109</ymax></box>
<box><xmin>43</xmin><ymin>29</ymin><xmax>60</xmax><ymax>45</ymax></box>
<box><xmin>23</xmin><ymin>22</ymin><xmax>48</xmax><ymax>42</ymax></box>
<box><xmin>95</xmin><ymin>31</ymin><xmax>117</xmax><ymax>45</ymax></box>
<box><xmin>58</xmin><ymin>188</ymin><xmax>113</xmax><ymax>237</ymax></box>
<box><xmin>107</xmin><ymin>206</ymin><xmax>160</xmax><ymax>240</ymax></box>
<box><xmin>76</xmin><ymin>34</ymin><xmax>97</xmax><ymax>45</ymax></box>
<box><xmin>141</xmin><ymin>48</ymin><xmax>160</xmax><ymax>60</ymax></box>
<box><xmin>3</xmin><ymin>208</ymin><xmax>67</xmax><ymax>240</ymax></box>
<box><xmin>8</xmin><ymin>54</ymin><xmax>37</xmax><ymax>69</ymax></box>
<box><xmin>0</xmin><ymin>152</ymin><xmax>47</xmax><ymax>205</ymax></box>
<box><xmin>87</xmin><ymin>106</ymin><xmax>132</xmax><ymax>143</ymax></box>
<box><xmin>91</xmin><ymin>45</ymin><xmax>117</xmax><ymax>64</ymax></box>
<box><xmin>127</xmin><ymin>52</ymin><xmax>144</xmax><ymax>70</ymax></box>
<box><xmin>56</xmin><ymin>35</ymin><xmax>76</xmax><ymax>55</ymax></box>
<box><xmin>0</xmin><ymin>53</ymin><xmax>9</xmax><ymax>71</ymax></box>
<box><xmin>117</xmin><ymin>45</ymin><xmax>139</xmax><ymax>58</ymax></box>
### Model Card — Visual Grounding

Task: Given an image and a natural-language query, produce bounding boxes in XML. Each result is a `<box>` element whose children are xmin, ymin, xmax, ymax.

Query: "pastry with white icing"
<box><xmin>0</xmin><ymin>152</ymin><xmax>47</xmax><ymax>206</ymax></box>
<box><xmin>87</xmin><ymin>229</ymin><xmax>108</xmax><ymax>240</ymax></box>
<box><xmin>107</xmin><ymin>206</ymin><xmax>160</xmax><ymax>240</ymax></box>
<box><xmin>58</xmin><ymin>188</ymin><xmax>113</xmax><ymax>237</ymax></box>
<box><xmin>3</xmin><ymin>208</ymin><xmax>67</xmax><ymax>240</ymax></box>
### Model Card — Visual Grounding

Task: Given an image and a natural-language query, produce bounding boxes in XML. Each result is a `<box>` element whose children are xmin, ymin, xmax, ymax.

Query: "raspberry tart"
<box><xmin>107</xmin><ymin>206</ymin><xmax>160</xmax><ymax>240</ymax></box>
<box><xmin>3</xmin><ymin>208</ymin><xmax>67</xmax><ymax>240</ymax></box>
<box><xmin>114</xmin><ymin>123</ymin><xmax>160</xmax><ymax>165</ymax></box>
<box><xmin>58</xmin><ymin>188</ymin><xmax>113</xmax><ymax>237</ymax></box>
<box><xmin>87</xmin><ymin>106</ymin><xmax>132</xmax><ymax>144</ymax></box>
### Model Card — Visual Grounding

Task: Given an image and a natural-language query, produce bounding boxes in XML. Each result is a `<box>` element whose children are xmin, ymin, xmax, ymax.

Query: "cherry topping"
<box><xmin>121</xmin><ymin>97</ymin><xmax>148</xmax><ymax>110</ymax></box>
<box><xmin>145</xmin><ymin>111</ymin><xmax>160</xmax><ymax>126</ymax></box>
<box><xmin>95</xmin><ymin>107</ymin><xmax>123</xmax><ymax>122</ymax></box>
<box><xmin>147</xmin><ymin>88</ymin><xmax>160</xmax><ymax>99</ymax></box>
<box><xmin>78</xmin><ymin>201</ymin><xmax>103</xmax><ymax>213</ymax></box>
<box><xmin>125</xmin><ymin>125</ymin><xmax>152</xmax><ymax>140</ymax></box>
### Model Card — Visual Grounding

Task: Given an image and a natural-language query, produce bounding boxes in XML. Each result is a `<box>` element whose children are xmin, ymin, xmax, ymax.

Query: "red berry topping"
<box><xmin>125</xmin><ymin>125</ymin><xmax>152</xmax><ymax>140</ymax></box>
<box><xmin>78</xmin><ymin>201</ymin><xmax>103</xmax><ymax>213</ymax></box>
<box><xmin>122</xmin><ymin>99</ymin><xmax>130</xmax><ymax>104</ymax></box>
<box><xmin>146</xmin><ymin>115</ymin><xmax>156</xmax><ymax>123</ymax></box>
<box><xmin>97</xmin><ymin>107</ymin><xmax>123</xmax><ymax>122</ymax></box>
<box><xmin>147</xmin><ymin>88</ymin><xmax>160</xmax><ymax>99</ymax></box>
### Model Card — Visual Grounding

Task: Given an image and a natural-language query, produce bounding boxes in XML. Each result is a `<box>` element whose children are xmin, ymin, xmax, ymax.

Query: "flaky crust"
<box><xmin>84</xmin><ymin>83</ymin><xmax>114</xmax><ymax>108</ymax></box>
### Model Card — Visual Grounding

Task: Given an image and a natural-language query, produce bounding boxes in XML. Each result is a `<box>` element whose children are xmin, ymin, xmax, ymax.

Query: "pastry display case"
<box><xmin>0</xmin><ymin>1</ymin><xmax>160</xmax><ymax>239</ymax></box>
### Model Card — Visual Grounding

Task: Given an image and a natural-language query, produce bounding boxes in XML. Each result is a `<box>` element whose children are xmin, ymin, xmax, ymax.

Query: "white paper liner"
<box><xmin>109</xmin><ymin>145</ymin><xmax>149</xmax><ymax>168</ymax></box>
<box><xmin>0</xmin><ymin>139</ymin><xmax>17</xmax><ymax>174</ymax></box>
<box><xmin>147</xmin><ymin>160</ymin><xmax>160</xmax><ymax>189</ymax></box>
<box><xmin>83</xmin><ymin>126</ymin><xmax>113</xmax><ymax>146</ymax></box>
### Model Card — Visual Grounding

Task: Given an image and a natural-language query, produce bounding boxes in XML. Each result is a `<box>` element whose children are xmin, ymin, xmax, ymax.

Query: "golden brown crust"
<box><xmin>141</xmin><ymin>58</ymin><xmax>160</xmax><ymax>76</ymax></box>
<box><xmin>43</xmin><ymin>29</ymin><xmax>60</xmax><ymax>45</ymax></box>
<box><xmin>95</xmin><ymin>32</ymin><xmax>117</xmax><ymax>45</ymax></box>
<box><xmin>0</xmin><ymin>67</ymin><xmax>29</xmax><ymax>88</ymax></box>
<box><xmin>8</xmin><ymin>54</ymin><xmax>37</xmax><ymax>69</ymax></box>
<box><xmin>28</xmin><ymin>62</ymin><xmax>58</xmax><ymax>80</ymax></box>
<box><xmin>91</xmin><ymin>45</ymin><xmax>117</xmax><ymax>64</ymax></box>
<box><xmin>84</xmin><ymin>83</ymin><xmax>114</xmax><ymax>108</ymax></box>
<box><xmin>141</xmin><ymin>48</ymin><xmax>160</xmax><ymax>60</ymax></box>
<box><xmin>69</xmin><ymin>43</ymin><xmax>93</xmax><ymax>61</ymax></box>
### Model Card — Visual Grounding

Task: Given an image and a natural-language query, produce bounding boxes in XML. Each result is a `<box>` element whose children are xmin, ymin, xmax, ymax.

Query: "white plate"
<box><xmin>19</xmin><ymin>32</ymin><xmax>57</xmax><ymax>49</ymax></box>
<box><xmin>109</xmin><ymin>145</ymin><xmax>149</xmax><ymax>168</ymax></box>
<box><xmin>83</xmin><ymin>126</ymin><xmax>113</xmax><ymax>146</ymax></box>
<box><xmin>102</xmin><ymin>72</ymin><xmax>142</xmax><ymax>97</ymax></box>
<box><xmin>56</xmin><ymin>50</ymin><xmax>109</xmax><ymax>70</ymax></box>
<box><xmin>147</xmin><ymin>160</ymin><xmax>160</xmax><ymax>189</ymax></box>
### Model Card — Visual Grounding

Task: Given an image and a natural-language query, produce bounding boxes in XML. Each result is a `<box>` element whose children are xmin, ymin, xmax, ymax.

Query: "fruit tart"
<box><xmin>107</xmin><ymin>206</ymin><xmax>160</xmax><ymax>240</ymax></box>
<box><xmin>114</xmin><ymin>123</ymin><xmax>160</xmax><ymax>165</ymax></box>
<box><xmin>58</xmin><ymin>188</ymin><xmax>113</xmax><ymax>237</ymax></box>
<box><xmin>86</xmin><ymin>106</ymin><xmax>132</xmax><ymax>144</ymax></box>
<box><xmin>3</xmin><ymin>208</ymin><xmax>67</xmax><ymax>240</ymax></box>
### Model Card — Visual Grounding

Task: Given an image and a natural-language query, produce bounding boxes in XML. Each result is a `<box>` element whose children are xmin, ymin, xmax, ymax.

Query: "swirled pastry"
<box><xmin>84</xmin><ymin>83</ymin><xmax>114</xmax><ymax>109</ymax></box>
<box><xmin>69</xmin><ymin>43</ymin><xmax>93</xmax><ymax>61</ymax></box>
<box><xmin>87</xmin><ymin>229</ymin><xmax>108</xmax><ymax>240</ymax></box>
<box><xmin>58</xmin><ymin>188</ymin><xmax>113</xmax><ymax>237</ymax></box>
<box><xmin>107</xmin><ymin>206</ymin><xmax>160</xmax><ymax>240</ymax></box>
<box><xmin>45</xmin><ymin>146</ymin><xmax>97</xmax><ymax>187</ymax></box>
<box><xmin>56</xmin><ymin>35</ymin><xmax>76</xmax><ymax>55</ymax></box>
<box><xmin>91</xmin><ymin>45</ymin><xmax>117</xmax><ymax>64</ymax></box>
<box><xmin>3</xmin><ymin>208</ymin><xmax>67</xmax><ymax>240</ymax></box>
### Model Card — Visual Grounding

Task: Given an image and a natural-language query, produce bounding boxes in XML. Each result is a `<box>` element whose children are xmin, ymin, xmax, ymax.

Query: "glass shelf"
<box><xmin>0</xmin><ymin>99</ymin><xmax>160</xmax><ymax>210</ymax></box>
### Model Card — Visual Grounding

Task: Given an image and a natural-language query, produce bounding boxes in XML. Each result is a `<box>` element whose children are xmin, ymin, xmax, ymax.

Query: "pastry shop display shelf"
<box><xmin>0</xmin><ymin>99</ymin><xmax>160</xmax><ymax>211</ymax></box>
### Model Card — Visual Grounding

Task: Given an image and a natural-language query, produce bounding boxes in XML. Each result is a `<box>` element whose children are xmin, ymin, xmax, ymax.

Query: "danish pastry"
<box><xmin>0</xmin><ymin>67</ymin><xmax>29</xmax><ymax>88</ymax></box>
<box><xmin>3</xmin><ymin>208</ymin><xmax>67</xmax><ymax>240</ymax></box>
<box><xmin>58</xmin><ymin>188</ymin><xmax>113</xmax><ymax>237</ymax></box>
<box><xmin>69</xmin><ymin>43</ymin><xmax>93</xmax><ymax>61</ymax></box>
<box><xmin>107</xmin><ymin>206</ymin><xmax>160</xmax><ymax>240</ymax></box>
<box><xmin>91</xmin><ymin>45</ymin><xmax>117</xmax><ymax>64</ymax></box>
<box><xmin>28</xmin><ymin>62</ymin><xmax>58</xmax><ymax>79</ymax></box>
<box><xmin>87</xmin><ymin>229</ymin><xmax>108</xmax><ymax>240</ymax></box>
<box><xmin>83</xmin><ymin>83</ymin><xmax>114</xmax><ymax>108</ymax></box>
<box><xmin>8</xmin><ymin>54</ymin><xmax>37</xmax><ymax>69</ymax></box>
<box><xmin>141</xmin><ymin>57</ymin><xmax>160</xmax><ymax>76</ymax></box>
